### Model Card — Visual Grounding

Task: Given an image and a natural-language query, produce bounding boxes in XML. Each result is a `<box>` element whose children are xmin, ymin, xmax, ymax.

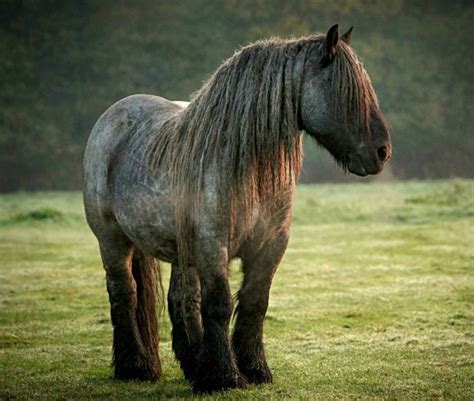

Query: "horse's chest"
<box><xmin>231</xmin><ymin>201</ymin><xmax>293</xmax><ymax>258</ymax></box>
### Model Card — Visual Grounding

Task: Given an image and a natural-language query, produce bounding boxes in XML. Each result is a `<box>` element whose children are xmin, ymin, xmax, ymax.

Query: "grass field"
<box><xmin>0</xmin><ymin>180</ymin><xmax>473</xmax><ymax>400</ymax></box>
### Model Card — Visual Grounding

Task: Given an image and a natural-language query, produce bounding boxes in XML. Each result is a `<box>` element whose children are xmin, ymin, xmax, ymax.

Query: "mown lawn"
<box><xmin>0</xmin><ymin>180</ymin><xmax>473</xmax><ymax>400</ymax></box>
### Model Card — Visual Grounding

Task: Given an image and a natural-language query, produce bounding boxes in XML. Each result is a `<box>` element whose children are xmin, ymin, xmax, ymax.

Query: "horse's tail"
<box><xmin>131</xmin><ymin>247</ymin><xmax>164</xmax><ymax>364</ymax></box>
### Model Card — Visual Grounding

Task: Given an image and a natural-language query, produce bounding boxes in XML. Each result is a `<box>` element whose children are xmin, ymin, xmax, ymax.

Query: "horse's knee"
<box><xmin>168</xmin><ymin>266</ymin><xmax>201</xmax><ymax>319</ymax></box>
<box><xmin>167</xmin><ymin>282</ymin><xmax>180</xmax><ymax>319</ymax></box>
<box><xmin>237</xmin><ymin>285</ymin><xmax>270</xmax><ymax>316</ymax></box>
<box><xmin>200</xmin><ymin>274</ymin><xmax>233</xmax><ymax>325</ymax></box>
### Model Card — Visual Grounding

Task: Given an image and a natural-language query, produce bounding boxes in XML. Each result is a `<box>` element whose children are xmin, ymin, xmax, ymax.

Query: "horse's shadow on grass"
<box><xmin>84</xmin><ymin>376</ymin><xmax>192</xmax><ymax>399</ymax></box>
<box><xmin>77</xmin><ymin>375</ymin><xmax>264</xmax><ymax>399</ymax></box>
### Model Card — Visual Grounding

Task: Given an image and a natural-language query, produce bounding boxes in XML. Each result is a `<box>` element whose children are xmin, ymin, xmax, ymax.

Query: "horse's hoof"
<box><xmin>114</xmin><ymin>358</ymin><xmax>161</xmax><ymax>382</ymax></box>
<box><xmin>181</xmin><ymin>365</ymin><xmax>196</xmax><ymax>384</ymax></box>
<box><xmin>192</xmin><ymin>373</ymin><xmax>247</xmax><ymax>394</ymax></box>
<box><xmin>241</xmin><ymin>366</ymin><xmax>273</xmax><ymax>385</ymax></box>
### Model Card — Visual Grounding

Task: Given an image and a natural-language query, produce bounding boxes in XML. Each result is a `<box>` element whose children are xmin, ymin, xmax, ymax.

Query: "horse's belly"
<box><xmin>112</xmin><ymin>175</ymin><xmax>179</xmax><ymax>262</ymax></box>
<box><xmin>116</xmin><ymin>209</ymin><xmax>178</xmax><ymax>263</ymax></box>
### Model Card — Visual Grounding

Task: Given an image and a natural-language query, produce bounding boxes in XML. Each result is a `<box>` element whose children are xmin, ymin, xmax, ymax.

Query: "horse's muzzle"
<box><xmin>348</xmin><ymin>154</ymin><xmax>368</xmax><ymax>176</ymax></box>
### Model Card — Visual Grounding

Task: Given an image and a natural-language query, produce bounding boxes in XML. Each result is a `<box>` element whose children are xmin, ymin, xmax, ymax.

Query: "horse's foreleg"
<box><xmin>168</xmin><ymin>264</ymin><xmax>202</xmax><ymax>382</ymax></box>
<box><xmin>100</xmin><ymin>237</ymin><xmax>161</xmax><ymax>381</ymax></box>
<box><xmin>192</xmin><ymin>247</ymin><xmax>246</xmax><ymax>393</ymax></box>
<box><xmin>233</xmin><ymin>229</ymin><xmax>289</xmax><ymax>384</ymax></box>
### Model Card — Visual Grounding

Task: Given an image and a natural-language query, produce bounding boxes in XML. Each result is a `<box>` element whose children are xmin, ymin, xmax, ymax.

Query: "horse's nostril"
<box><xmin>377</xmin><ymin>146</ymin><xmax>389</xmax><ymax>162</ymax></box>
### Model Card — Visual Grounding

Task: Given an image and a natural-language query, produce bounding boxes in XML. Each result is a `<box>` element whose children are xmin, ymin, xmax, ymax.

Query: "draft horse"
<box><xmin>83</xmin><ymin>24</ymin><xmax>391</xmax><ymax>393</ymax></box>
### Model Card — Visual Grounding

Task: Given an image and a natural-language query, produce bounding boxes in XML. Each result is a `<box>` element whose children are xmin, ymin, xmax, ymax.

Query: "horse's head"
<box><xmin>300</xmin><ymin>25</ymin><xmax>391</xmax><ymax>176</ymax></box>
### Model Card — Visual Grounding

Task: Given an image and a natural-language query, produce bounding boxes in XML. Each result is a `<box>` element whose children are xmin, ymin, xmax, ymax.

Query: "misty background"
<box><xmin>1</xmin><ymin>0</ymin><xmax>473</xmax><ymax>192</ymax></box>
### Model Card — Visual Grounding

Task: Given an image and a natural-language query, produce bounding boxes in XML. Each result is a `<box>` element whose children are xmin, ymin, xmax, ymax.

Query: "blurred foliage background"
<box><xmin>1</xmin><ymin>0</ymin><xmax>473</xmax><ymax>191</ymax></box>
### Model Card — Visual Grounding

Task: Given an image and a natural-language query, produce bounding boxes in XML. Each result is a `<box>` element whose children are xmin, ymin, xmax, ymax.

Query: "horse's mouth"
<box><xmin>348</xmin><ymin>155</ymin><xmax>384</xmax><ymax>177</ymax></box>
<box><xmin>348</xmin><ymin>155</ymin><xmax>367</xmax><ymax>176</ymax></box>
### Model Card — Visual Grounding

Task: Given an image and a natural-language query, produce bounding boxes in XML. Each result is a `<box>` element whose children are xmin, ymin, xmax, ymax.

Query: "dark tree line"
<box><xmin>1</xmin><ymin>0</ymin><xmax>473</xmax><ymax>191</ymax></box>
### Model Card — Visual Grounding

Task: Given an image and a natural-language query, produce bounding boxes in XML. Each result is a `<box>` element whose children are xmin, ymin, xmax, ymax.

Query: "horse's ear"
<box><xmin>341</xmin><ymin>26</ymin><xmax>353</xmax><ymax>45</ymax></box>
<box><xmin>325</xmin><ymin>24</ymin><xmax>339</xmax><ymax>62</ymax></box>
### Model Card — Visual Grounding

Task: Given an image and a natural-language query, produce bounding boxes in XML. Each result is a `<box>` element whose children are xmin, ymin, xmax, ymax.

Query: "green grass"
<box><xmin>1</xmin><ymin>180</ymin><xmax>473</xmax><ymax>400</ymax></box>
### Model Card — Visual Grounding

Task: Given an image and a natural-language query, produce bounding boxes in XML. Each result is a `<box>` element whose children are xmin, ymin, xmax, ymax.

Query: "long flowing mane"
<box><xmin>332</xmin><ymin>41</ymin><xmax>381</xmax><ymax>137</ymax></box>
<box><xmin>146</xmin><ymin>34</ymin><xmax>378</xmax><ymax>267</ymax></box>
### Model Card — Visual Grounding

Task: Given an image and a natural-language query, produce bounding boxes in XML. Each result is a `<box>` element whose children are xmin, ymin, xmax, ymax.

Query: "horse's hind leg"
<box><xmin>233</xmin><ymin>229</ymin><xmax>289</xmax><ymax>384</ymax></box>
<box><xmin>168</xmin><ymin>264</ymin><xmax>202</xmax><ymax>382</ymax></box>
<box><xmin>99</xmin><ymin>232</ymin><xmax>161</xmax><ymax>381</ymax></box>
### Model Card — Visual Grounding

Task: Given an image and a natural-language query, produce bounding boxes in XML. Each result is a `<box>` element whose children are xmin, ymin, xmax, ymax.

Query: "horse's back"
<box><xmin>83</xmin><ymin>94</ymin><xmax>179</xmax><ymax>235</ymax></box>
